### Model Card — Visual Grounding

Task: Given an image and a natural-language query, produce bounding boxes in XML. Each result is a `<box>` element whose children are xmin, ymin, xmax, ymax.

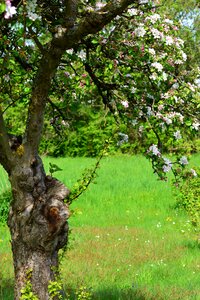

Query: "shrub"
<box><xmin>175</xmin><ymin>168</ymin><xmax>200</xmax><ymax>228</ymax></box>
<box><xmin>0</xmin><ymin>189</ymin><xmax>12</xmax><ymax>224</ymax></box>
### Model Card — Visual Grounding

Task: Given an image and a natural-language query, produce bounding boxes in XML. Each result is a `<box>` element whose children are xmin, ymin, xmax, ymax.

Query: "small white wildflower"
<box><xmin>179</xmin><ymin>156</ymin><xmax>188</xmax><ymax>166</ymax></box>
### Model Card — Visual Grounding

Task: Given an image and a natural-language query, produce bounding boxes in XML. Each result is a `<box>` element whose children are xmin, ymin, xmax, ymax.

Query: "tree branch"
<box><xmin>51</xmin><ymin>0</ymin><xmax>137</xmax><ymax>50</ymax></box>
<box><xmin>0</xmin><ymin>109</ymin><xmax>13</xmax><ymax>173</ymax></box>
<box><xmin>24</xmin><ymin>48</ymin><xmax>64</xmax><ymax>157</ymax></box>
<box><xmin>24</xmin><ymin>0</ymin><xmax>137</xmax><ymax>157</ymax></box>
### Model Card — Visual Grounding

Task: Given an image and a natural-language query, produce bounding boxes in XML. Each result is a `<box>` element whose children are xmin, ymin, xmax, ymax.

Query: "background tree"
<box><xmin>0</xmin><ymin>0</ymin><xmax>199</xmax><ymax>299</ymax></box>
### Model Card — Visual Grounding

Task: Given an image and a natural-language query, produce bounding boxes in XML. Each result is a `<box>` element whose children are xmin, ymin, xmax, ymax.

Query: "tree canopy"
<box><xmin>0</xmin><ymin>1</ymin><xmax>199</xmax><ymax>299</ymax></box>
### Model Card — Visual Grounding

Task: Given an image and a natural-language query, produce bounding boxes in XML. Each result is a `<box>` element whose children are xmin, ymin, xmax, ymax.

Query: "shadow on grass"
<box><xmin>0</xmin><ymin>280</ymin><xmax>163</xmax><ymax>300</ymax></box>
<box><xmin>184</xmin><ymin>239</ymin><xmax>200</xmax><ymax>250</ymax></box>
<box><xmin>0</xmin><ymin>277</ymin><xmax>14</xmax><ymax>300</ymax></box>
<box><xmin>64</xmin><ymin>286</ymin><xmax>164</xmax><ymax>300</ymax></box>
<box><xmin>92</xmin><ymin>287</ymin><xmax>163</xmax><ymax>300</ymax></box>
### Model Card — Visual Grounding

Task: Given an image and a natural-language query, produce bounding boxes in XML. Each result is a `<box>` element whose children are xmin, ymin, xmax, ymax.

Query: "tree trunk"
<box><xmin>7</xmin><ymin>156</ymin><xmax>70</xmax><ymax>299</ymax></box>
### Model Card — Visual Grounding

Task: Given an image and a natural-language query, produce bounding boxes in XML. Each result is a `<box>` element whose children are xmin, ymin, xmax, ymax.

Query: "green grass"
<box><xmin>0</xmin><ymin>155</ymin><xmax>200</xmax><ymax>299</ymax></box>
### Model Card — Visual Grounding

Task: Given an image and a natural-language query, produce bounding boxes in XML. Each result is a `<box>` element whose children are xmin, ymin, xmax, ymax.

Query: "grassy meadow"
<box><xmin>0</xmin><ymin>155</ymin><xmax>199</xmax><ymax>299</ymax></box>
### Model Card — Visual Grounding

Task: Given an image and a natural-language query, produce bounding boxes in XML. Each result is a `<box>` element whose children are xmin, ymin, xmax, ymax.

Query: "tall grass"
<box><xmin>0</xmin><ymin>154</ymin><xmax>199</xmax><ymax>299</ymax></box>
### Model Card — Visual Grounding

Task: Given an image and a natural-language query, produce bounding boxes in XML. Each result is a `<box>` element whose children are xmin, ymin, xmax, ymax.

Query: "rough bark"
<box><xmin>8</xmin><ymin>155</ymin><xmax>70</xmax><ymax>299</ymax></box>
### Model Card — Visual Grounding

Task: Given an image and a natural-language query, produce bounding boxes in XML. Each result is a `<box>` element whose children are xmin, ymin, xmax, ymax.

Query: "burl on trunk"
<box><xmin>8</xmin><ymin>156</ymin><xmax>70</xmax><ymax>299</ymax></box>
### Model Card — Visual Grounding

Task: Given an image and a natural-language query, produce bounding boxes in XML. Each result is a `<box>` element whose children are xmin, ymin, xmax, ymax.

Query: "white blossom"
<box><xmin>172</xmin><ymin>82</ymin><xmax>179</xmax><ymax>89</ymax></box>
<box><xmin>180</xmin><ymin>51</ymin><xmax>187</xmax><ymax>61</ymax></box>
<box><xmin>117</xmin><ymin>133</ymin><xmax>129</xmax><ymax>146</ymax></box>
<box><xmin>163</xmin><ymin>117</ymin><xmax>172</xmax><ymax>125</ymax></box>
<box><xmin>4</xmin><ymin>74</ymin><xmax>10</xmax><ymax>82</ymax></box>
<box><xmin>158</xmin><ymin>104</ymin><xmax>164</xmax><ymax>111</ymax></box>
<box><xmin>26</xmin><ymin>0</ymin><xmax>40</xmax><ymax>21</ymax></box>
<box><xmin>4</xmin><ymin>0</ymin><xmax>17</xmax><ymax>19</ymax></box>
<box><xmin>131</xmin><ymin>120</ymin><xmax>138</xmax><ymax>126</ymax></box>
<box><xmin>173</xmin><ymin>130</ymin><xmax>182</xmax><ymax>140</ymax></box>
<box><xmin>163</xmin><ymin>158</ymin><xmax>172</xmax><ymax>172</ymax></box>
<box><xmin>174</xmin><ymin>59</ymin><xmax>183</xmax><ymax>65</ymax></box>
<box><xmin>151</xmin><ymin>62</ymin><xmax>163</xmax><ymax>72</ymax></box>
<box><xmin>150</xmin><ymin>73</ymin><xmax>157</xmax><ymax>80</ymax></box>
<box><xmin>162</xmin><ymin>72</ymin><xmax>168</xmax><ymax>81</ymax></box>
<box><xmin>179</xmin><ymin>156</ymin><xmax>188</xmax><ymax>166</ymax></box>
<box><xmin>148</xmin><ymin>144</ymin><xmax>160</xmax><ymax>156</ymax></box>
<box><xmin>134</xmin><ymin>26</ymin><xmax>146</xmax><ymax>37</ymax></box>
<box><xmin>78</xmin><ymin>50</ymin><xmax>86</xmax><ymax>60</ymax></box>
<box><xmin>121</xmin><ymin>100</ymin><xmax>129</xmax><ymax>108</ymax></box>
<box><xmin>190</xmin><ymin>169</ymin><xmax>197</xmax><ymax>177</ymax></box>
<box><xmin>149</xmin><ymin>48</ymin><xmax>156</xmax><ymax>55</ymax></box>
<box><xmin>163</xmin><ymin>19</ymin><xmax>174</xmax><ymax>25</ymax></box>
<box><xmin>131</xmin><ymin>87</ymin><xmax>137</xmax><ymax>93</ymax></box>
<box><xmin>147</xmin><ymin>106</ymin><xmax>154</xmax><ymax>116</ymax></box>
<box><xmin>151</xmin><ymin>28</ymin><xmax>162</xmax><ymax>39</ymax></box>
<box><xmin>175</xmin><ymin>38</ymin><xmax>184</xmax><ymax>47</ymax></box>
<box><xmin>146</xmin><ymin>14</ymin><xmax>161</xmax><ymax>24</ymax></box>
<box><xmin>188</xmin><ymin>83</ymin><xmax>196</xmax><ymax>92</ymax></box>
<box><xmin>165</xmin><ymin>36</ymin><xmax>174</xmax><ymax>45</ymax></box>
<box><xmin>66</xmin><ymin>49</ymin><xmax>73</xmax><ymax>55</ymax></box>
<box><xmin>127</xmin><ymin>8</ymin><xmax>138</xmax><ymax>16</ymax></box>
<box><xmin>96</xmin><ymin>2</ymin><xmax>106</xmax><ymax>10</ymax></box>
<box><xmin>192</xmin><ymin>122</ymin><xmax>200</xmax><ymax>131</ymax></box>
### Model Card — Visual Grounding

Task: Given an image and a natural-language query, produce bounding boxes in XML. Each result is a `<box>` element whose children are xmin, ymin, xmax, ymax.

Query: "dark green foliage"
<box><xmin>0</xmin><ymin>189</ymin><xmax>12</xmax><ymax>224</ymax></box>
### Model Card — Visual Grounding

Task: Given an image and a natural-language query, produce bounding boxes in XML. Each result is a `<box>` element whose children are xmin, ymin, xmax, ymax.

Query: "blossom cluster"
<box><xmin>3</xmin><ymin>0</ymin><xmax>40</xmax><ymax>21</ymax></box>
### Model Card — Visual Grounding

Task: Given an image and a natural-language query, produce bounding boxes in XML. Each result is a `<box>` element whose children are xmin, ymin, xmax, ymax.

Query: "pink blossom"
<box><xmin>4</xmin><ymin>0</ymin><xmax>17</xmax><ymax>19</ymax></box>
<box><xmin>121</xmin><ymin>100</ymin><xmax>129</xmax><ymax>108</ymax></box>
<box><xmin>148</xmin><ymin>144</ymin><xmax>161</xmax><ymax>156</ymax></box>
